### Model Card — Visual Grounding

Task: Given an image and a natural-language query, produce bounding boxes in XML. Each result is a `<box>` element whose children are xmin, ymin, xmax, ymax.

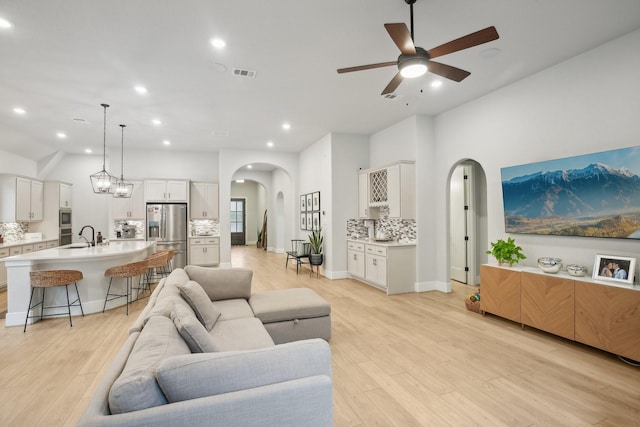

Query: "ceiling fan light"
<box><xmin>400</xmin><ymin>62</ymin><xmax>428</xmax><ymax>78</ymax></box>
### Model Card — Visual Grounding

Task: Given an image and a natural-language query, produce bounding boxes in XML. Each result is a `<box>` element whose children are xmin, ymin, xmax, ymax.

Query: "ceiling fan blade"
<box><xmin>337</xmin><ymin>61</ymin><xmax>397</xmax><ymax>74</ymax></box>
<box><xmin>428</xmin><ymin>61</ymin><xmax>471</xmax><ymax>82</ymax></box>
<box><xmin>381</xmin><ymin>72</ymin><xmax>404</xmax><ymax>95</ymax></box>
<box><xmin>427</xmin><ymin>26</ymin><xmax>499</xmax><ymax>59</ymax></box>
<box><xmin>384</xmin><ymin>23</ymin><xmax>416</xmax><ymax>55</ymax></box>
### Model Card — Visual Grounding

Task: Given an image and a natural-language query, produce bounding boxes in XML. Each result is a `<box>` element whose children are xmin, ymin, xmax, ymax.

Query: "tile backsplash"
<box><xmin>346</xmin><ymin>207</ymin><xmax>416</xmax><ymax>242</ymax></box>
<box><xmin>113</xmin><ymin>220</ymin><xmax>145</xmax><ymax>238</ymax></box>
<box><xmin>190</xmin><ymin>219</ymin><xmax>219</xmax><ymax>236</ymax></box>
<box><xmin>0</xmin><ymin>222</ymin><xmax>29</xmax><ymax>243</ymax></box>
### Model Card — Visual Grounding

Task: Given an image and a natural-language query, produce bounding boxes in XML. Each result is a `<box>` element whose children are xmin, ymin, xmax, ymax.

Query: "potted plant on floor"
<box><xmin>486</xmin><ymin>236</ymin><xmax>526</xmax><ymax>266</ymax></box>
<box><xmin>309</xmin><ymin>228</ymin><xmax>323</xmax><ymax>266</ymax></box>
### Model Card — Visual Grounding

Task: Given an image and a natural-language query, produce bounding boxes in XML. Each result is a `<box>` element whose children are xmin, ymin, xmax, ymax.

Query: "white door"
<box><xmin>450</xmin><ymin>165</ymin><xmax>470</xmax><ymax>283</ymax></box>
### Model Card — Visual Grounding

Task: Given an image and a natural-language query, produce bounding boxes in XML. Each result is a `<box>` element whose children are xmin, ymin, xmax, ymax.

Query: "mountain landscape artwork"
<box><xmin>501</xmin><ymin>146</ymin><xmax>640</xmax><ymax>239</ymax></box>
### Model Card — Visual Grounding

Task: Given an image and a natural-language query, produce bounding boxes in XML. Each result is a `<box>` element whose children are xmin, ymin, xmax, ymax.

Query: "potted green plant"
<box><xmin>256</xmin><ymin>228</ymin><xmax>263</xmax><ymax>248</ymax></box>
<box><xmin>486</xmin><ymin>237</ymin><xmax>526</xmax><ymax>266</ymax></box>
<box><xmin>308</xmin><ymin>228</ymin><xmax>323</xmax><ymax>266</ymax></box>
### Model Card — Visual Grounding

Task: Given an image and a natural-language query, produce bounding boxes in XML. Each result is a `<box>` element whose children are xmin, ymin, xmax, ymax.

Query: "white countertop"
<box><xmin>347</xmin><ymin>238</ymin><xmax>416</xmax><ymax>247</ymax></box>
<box><xmin>4</xmin><ymin>240</ymin><xmax>156</xmax><ymax>263</ymax></box>
<box><xmin>0</xmin><ymin>238</ymin><xmax>58</xmax><ymax>249</ymax></box>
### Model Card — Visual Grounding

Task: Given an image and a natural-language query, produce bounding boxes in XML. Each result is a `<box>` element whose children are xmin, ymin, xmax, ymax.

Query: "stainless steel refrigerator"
<box><xmin>146</xmin><ymin>203</ymin><xmax>188</xmax><ymax>269</ymax></box>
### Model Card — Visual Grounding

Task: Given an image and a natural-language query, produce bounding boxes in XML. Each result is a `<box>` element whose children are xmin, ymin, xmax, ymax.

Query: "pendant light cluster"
<box><xmin>89</xmin><ymin>103</ymin><xmax>133</xmax><ymax>198</ymax></box>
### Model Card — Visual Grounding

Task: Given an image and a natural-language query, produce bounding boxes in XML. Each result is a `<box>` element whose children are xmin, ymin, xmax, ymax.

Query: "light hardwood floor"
<box><xmin>1</xmin><ymin>246</ymin><xmax>639</xmax><ymax>426</ymax></box>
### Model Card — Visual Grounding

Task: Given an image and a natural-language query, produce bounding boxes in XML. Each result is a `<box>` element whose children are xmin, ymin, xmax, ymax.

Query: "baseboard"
<box><xmin>330</xmin><ymin>270</ymin><xmax>348</xmax><ymax>280</ymax></box>
<box><xmin>415</xmin><ymin>280</ymin><xmax>452</xmax><ymax>293</ymax></box>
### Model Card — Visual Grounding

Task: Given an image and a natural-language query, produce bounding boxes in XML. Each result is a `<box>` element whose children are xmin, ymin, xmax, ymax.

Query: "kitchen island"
<box><xmin>4</xmin><ymin>240</ymin><xmax>156</xmax><ymax>327</ymax></box>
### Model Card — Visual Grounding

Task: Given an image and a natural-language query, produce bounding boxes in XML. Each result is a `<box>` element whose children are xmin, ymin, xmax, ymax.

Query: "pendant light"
<box><xmin>90</xmin><ymin>103</ymin><xmax>117</xmax><ymax>194</ymax></box>
<box><xmin>113</xmin><ymin>124</ymin><xmax>134</xmax><ymax>198</ymax></box>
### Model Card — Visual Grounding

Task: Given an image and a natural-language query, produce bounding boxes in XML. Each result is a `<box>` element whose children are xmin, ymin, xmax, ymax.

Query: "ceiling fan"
<box><xmin>337</xmin><ymin>0</ymin><xmax>499</xmax><ymax>95</ymax></box>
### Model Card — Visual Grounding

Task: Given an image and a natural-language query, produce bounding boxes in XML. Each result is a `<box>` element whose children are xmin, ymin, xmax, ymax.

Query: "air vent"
<box><xmin>212</xmin><ymin>130</ymin><xmax>230</xmax><ymax>137</ymax></box>
<box><xmin>382</xmin><ymin>93</ymin><xmax>401</xmax><ymax>100</ymax></box>
<box><xmin>72</xmin><ymin>117</ymin><xmax>90</xmax><ymax>124</ymax></box>
<box><xmin>232</xmin><ymin>68</ymin><xmax>257</xmax><ymax>78</ymax></box>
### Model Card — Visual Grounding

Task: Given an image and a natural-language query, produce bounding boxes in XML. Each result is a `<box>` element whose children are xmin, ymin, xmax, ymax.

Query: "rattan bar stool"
<box><xmin>164</xmin><ymin>248</ymin><xmax>175</xmax><ymax>273</ymax></box>
<box><xmin>102</xmin><ymin>259</ymin><xmax>148</xmax><ymax>315</ymax></box>
<box><xmin>138</xmin><ymin>251</ymin><xmax>170</xmax><ymax>296</ymax></box>
<box><xmin>24</xmin><ymin>270</ymin><xmax>84</xmax><ymax>332</ymax></box>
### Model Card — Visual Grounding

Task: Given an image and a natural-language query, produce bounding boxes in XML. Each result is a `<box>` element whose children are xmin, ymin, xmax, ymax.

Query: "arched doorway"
<box><xmin>448</xmin><ymin>159</ymin><xmax>488</xmax><ymax>285</ymax></box>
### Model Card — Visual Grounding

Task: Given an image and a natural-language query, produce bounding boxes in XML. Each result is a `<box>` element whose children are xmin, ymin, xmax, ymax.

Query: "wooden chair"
<box><xmin>285</xmin><ymin>239</ymin><xmax>310</xmax><ymax>274</ymax></box>
<box><xmin>24</xmin><ymin>270</ymin><xmax>84</xmax><ymax>332</ymax></box>
<box><xmin>102</xmin><ymin>259</ymin><xmax>148</xmax><ymax>315</ymax></box>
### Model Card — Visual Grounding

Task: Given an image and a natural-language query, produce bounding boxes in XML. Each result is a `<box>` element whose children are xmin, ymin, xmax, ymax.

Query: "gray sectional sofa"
<box><xmin>77</xmin><ymin>266</ymin><xmax>332</xmax><ymax>426</ymax></box>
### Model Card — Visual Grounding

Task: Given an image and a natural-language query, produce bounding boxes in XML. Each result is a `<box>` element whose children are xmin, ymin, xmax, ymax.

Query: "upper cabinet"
<box><xmin>359</xmin><ymin>161</ymin><xmax>415</xmax><ymax>219</ymax></box>
<box><xmin>0</xmin><ymin>175</ymin><xmax>44</xmax><ymax>222</ymax></box>
<box><xmin>113</xmin><ymin>181</ymin><xmax>145</xmax><ymax>219</ymax></box>
<box><xmin>190</xmin><ymin>182</ymin><xmax>219</xmax><ymax>220</ymax></box>
<box><xmin>144</xmin><ymin>180</ymin><xmax>189</xmax><ymax>202</ymax></box>
<box><xmin>59</xmin><ymin>183</ymin><xmax>72</xmax><ymax>208</ymax></box>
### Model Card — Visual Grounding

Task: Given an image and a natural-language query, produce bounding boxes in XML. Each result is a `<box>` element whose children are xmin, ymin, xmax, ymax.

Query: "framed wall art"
<box><xmin>300</xmin><ymin>195</ymin><xmax>306</xmax><ymax>212</ymax></box>
<box><xmin>592</xmin><ymin>254</ymin><xmax>635</xmax><ymax>285</ymax></box>
<box><xmin>501</xmin><ymin>145</ymin><xmax>640</xmax><ymax>239</ymax></box>
<box><xmin>300</xmin><ymin>213</ymin><xmax>306</xmax><ymax>230</ymax></box>
<box><xmin>306</xmin><ymin>194</ymin><xmax>313</xmax><ymax>212</ymax></box>
<box><xmin>312</xmin><ymin>191</ymin><xmax>320</xmax><ymax>211</ymax></box>
<box><xmin>306</xmin><ymin>212</ymin><xmax>313</xmax><ymax>231</ymax></box>
<box><xmin>312</xmin><ymin>211</ymin><xmax>320</xmax><ymax>231</ymax></box>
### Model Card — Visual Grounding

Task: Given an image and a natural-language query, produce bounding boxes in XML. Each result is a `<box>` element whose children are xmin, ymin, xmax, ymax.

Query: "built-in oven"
<box><xmin>59</xmin><ymin>208</ymin><xmax>72</xmax><ymax>228</ymax></box>
<box><xmin>59</xmin><ymin>227</ymin><xmax>73</xmax><ymax>246</ymax></box>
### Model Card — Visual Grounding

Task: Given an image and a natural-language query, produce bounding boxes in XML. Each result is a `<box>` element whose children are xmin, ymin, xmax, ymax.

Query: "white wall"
<box><xmin>370</xmin><ymin>117</ymin><xmax>417</xmax><ymax>167</ymax></box>
<box><xmin>111</xmin><ymin>148</ymin><xmax>219</xmax><ymax>182</ymax></box>
<box><xmin>0</xmin><ymin>149</ymin><xmax>36</xmax><ymax>177</ymax></box>
<box><xmin>432</xmin><ymin>28</ymin><xmax>640</xmax><ymax>283</ymax></box>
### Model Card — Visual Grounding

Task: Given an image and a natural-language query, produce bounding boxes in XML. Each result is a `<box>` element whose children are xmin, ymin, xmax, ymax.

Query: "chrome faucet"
<box><xmin>79</xmin><ymin>225</ymin><xmax>95</xmax><ymax>247</ymax></box>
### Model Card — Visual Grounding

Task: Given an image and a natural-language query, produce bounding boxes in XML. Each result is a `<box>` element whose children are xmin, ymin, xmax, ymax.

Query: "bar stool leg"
<box><xmin>74</xmin><ymin>282</ymin><xmax>85</xmax><ymax>316</ymax></box>
<box><xmin>23</xmin><ymin>287</ymin><xmax>36</xmax><ymax>333</ymax></box>
<box><xmin>103</xmin><ymin>278</ymin><xmax>114</xmax><ymax>313</ymax></box>
<box><xmin>65</xmin><ymin>284</ymin><xmax>73</xmax><ymax>327</ymax></box>
<box><xmin>40</xmin><ymin>288</ymin><xmax>46</xmax><ymax>321</ymax></box>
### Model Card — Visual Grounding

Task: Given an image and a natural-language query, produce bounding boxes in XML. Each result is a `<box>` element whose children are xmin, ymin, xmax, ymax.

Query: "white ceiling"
<box><xmin>1</xmin><ymin>0</ymin><xmax>640</xmax><ymax>162</ymax></box>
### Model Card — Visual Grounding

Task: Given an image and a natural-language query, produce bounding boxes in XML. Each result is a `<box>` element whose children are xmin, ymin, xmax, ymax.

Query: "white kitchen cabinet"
<box><xmin>347</xmin><ymin>240</ymin><xmax>416</xmax><ymax>295</ymax></box>
<box><xmin>359</xmin><ymin>161</ymin><xmax>415</xmax><ymax>219</ymax></box>
<box><xmin>347</xmin><ymin>241</ymin><xmax>365</xmax><ymax>278</ymax></box>
<box><xmin>0</xmin><ymin>247</ymin><xmax>9</xmax><ymax>289</ymax></box>
<box><xmin>145</xmin><ymin>180</ymin><xmax>189</xmax><ymax>202</ymax></box>
<box><xmin>190</xmin><ymin>182</ymin><xmax>219</xmax><ymax>220</ymax></box>
<box><xmin>189</xmin><ymin>237</ymin><xmax>220</xmax><ymax>266</ymax></box>
<box><xmin>59</xmin><ymin>183</ymin><xmax>72</xmax><ymax>208</ymax></box>
<box><xmin>0</xmin><ymin>175</ymin><xmax>44</xmax><ymax>222</ymax></box>
<box><xmin>113</xmin><ymin>181</ymin><xmax>145</xmax><ymax>219</ymax></box>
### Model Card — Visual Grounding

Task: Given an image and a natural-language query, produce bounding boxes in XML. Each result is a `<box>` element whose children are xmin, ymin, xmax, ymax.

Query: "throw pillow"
<box><xmin>171</xmin><ymin>301</ymin><xmax>216</xmax><ymax>353</ymax></box>
<box><xmin>177</xmin><ymin>280</ymin><xmax>221</xmax><ymax>331</ymax></box>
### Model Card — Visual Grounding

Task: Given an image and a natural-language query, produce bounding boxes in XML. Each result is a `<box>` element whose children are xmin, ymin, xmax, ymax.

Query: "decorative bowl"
<box><xmin>566</xmin><ymin>264</ymin><xmax>587</xmax><ymax>277</ymax></box>
<box><xmin>538</xmin><ymin>257</ymin><xmax>562</xmax><ymax>273</ymax></box>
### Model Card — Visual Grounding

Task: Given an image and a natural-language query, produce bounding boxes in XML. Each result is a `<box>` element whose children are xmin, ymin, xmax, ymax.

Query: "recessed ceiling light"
<box><xmin>282</xmin><ymin>123</ymin><xmax>291</xmax><ymax>130</ymax></box>
<box><xmin>210</xmin><ymin>38</ymin><xmax>226</xmax><ymax>48</ymax></box>
<box><xmin>235</xmin><ymin>179</ymin><xmax>245</xmax><ymax>183</ymax></box>
<box><xmin>247</xmin><ymin>164</ymin><xmax>253</xmax><ymax>169</ymax></box>
<box><xmin>266</xmin><ymin>141</ymin><xmax>274</xmax><ymax>148</ymax></box>
<box><xmin>56</xmin><ymin>132</ymin><xmax>67</xmax><ymax>139</ymax></box>
<box><xmin>85</xmin><ymin>148</ymin><xmax>92</xmax><ymax>154</ymax></box>
<box><xmin>134</xmin><ymin>85</ymin><xmax>148</xmax><ymax>94</ymax></box>
<box><xmin>13</xmin><ymin>107</ymin><xmax>25</xmax><ymax>115</ymax></box>
<box><xmin>0</xmin><ymin>17</ymin><xmax>12</xmax><ymax>28</ymax></box>
<box><xmin>162</xmin><ymin>140</ymin><xmax>170</xmax><ymax>146</ymax></box>
<box><xmin>152</xmin><ymin>119</ymin><xmax>162</xmax><ymax>125</ymax></box>
<box><xmin>430</xmin><ymin>80</ymin><xmax>443</xmax><ymax>89</ymax></box>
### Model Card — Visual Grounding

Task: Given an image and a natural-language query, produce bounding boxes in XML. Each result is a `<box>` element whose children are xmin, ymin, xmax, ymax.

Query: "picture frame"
<box><xmin>300</xmin><ymin>195</ymin><xmax>306</xmax><ymax>212</ymax></box>
<box><xmin>592</xmin><ymin>254</ymin><xmax>635</xmax><ymax>285</ymax></box>
<box><xmin>300</xmin><ymin>213</ymin><xmax>306</xmax><ymax>230</ymax></box>
<box><xmin>306</xmin><ymin>194</ymin><xmax>313</xmax><ymax>212</ymax></box>
<box><xmin>306</xmin><ymin>213</ymin><xmax>313</xmax><ymax>231</ymax></box>
<box><xmin>312</xmin><ymin>211</ymin><xmax>320</xmax><ymax>231</ymax></box>
<box><xmin>312</xmin><ymin>191</ymin><xmax>320</xmax><ymax>211</ymax></box>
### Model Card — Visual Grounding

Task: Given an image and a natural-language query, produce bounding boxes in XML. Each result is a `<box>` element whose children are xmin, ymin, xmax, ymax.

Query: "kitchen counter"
<box><xmin>346</xmin><ymin>238</ymin><xmax>416</xmax><ymax>247</ymax></box>
<box><xmin>0</xmin><ymin>238</ymin><xmax>58</xmax><ymax>249</ymax></box>
<box><xmin>4</xmin><ymin>241</ymin><xmax>156</xmax><ymax>327</ymax></box>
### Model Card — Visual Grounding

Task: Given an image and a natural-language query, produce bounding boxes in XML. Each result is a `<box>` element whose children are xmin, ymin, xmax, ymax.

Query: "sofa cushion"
<box><xmin>178</xmin><ymin>280</ymin><xmax>221</xmax><ymax>331</ymax></box>
<box><xmin>171</xmin><ymin>301</ymin><xmax>216</xmax><ymax>353</ymax></box>
<box><xmin>185</xmin><ymin>266</ymin><xmax>252</xmax><ymax>301</ymax></box>
<box><xmin>249</xmin><ymin>288</ymin><xmax>331</xmax><ymax>323</ymax></box>
<box><xmin>156</xmin><ymin>339</ymin><xmax>332</xmax><ymax>403</ymax></box>
<box><xmin>108</xmin><ymin>316</ymin><xmax>191</xmax><ymax>414</ymax></box>
<box><xmin>209</xmin><ymin>317</ymin><xmax>275</xmax><ymax>352</ymax></box>
<box><xmin>212</xmin><ymin>299</ymin><xmax>255</xmax><ymax>321</ymax></box>
<box><xmin>142</xmin><ymin>295</ymin><xmax>192</xmax><ymax>328</ymax></box>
